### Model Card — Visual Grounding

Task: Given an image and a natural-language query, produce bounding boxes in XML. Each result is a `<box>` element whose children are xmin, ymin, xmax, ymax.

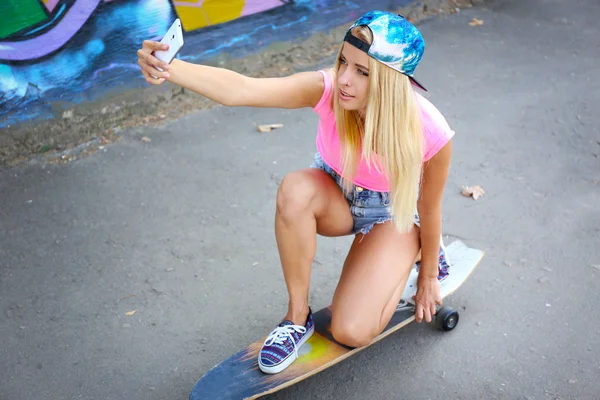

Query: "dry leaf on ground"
<box><xmin>469</xmin><ymin>18</ymin><xmax>484</xmax><ymax>26</ymax></box>
<box><xmin>258</xmin><ymin>124</ymin><xmax>284</xmax><ymax>133</ymax></box>
<box><xmin>141</xmin><ymin>136</ymin><xmax>151</xmax><ymax>143</ymax></box>
<box><xmin>461</xmin><ymin>185</ymin><xmax>486</xmax><ymax>200</ymax></box>
<box><xmin>125</xmin><ymin>310</ymin><xmax>137</xmax><ymax>316</ymax></box>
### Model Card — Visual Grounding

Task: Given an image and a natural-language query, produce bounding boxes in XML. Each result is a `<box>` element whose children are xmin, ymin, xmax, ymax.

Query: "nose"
<box><xmin>338</xmin><ymin>69</ymin><xmax>351</xmax><ymax>87</ymax></box>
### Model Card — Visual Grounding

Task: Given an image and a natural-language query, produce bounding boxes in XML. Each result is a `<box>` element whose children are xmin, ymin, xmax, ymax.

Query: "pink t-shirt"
<box><xmin>313</xmin><ymin>69</ymin><xmax>455</xmax><ymax>192</ymax></box>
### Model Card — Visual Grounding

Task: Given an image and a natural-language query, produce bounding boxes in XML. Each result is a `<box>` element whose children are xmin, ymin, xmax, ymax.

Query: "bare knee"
<box><xmin>276</xmin><ymin>171</ymin><xmax>318</xmax><ymax>220</ymax></box>
<box><xmin>331</xmin><ymin>317</ymin><xmax>377</xmax><ymax>348</ymax></box>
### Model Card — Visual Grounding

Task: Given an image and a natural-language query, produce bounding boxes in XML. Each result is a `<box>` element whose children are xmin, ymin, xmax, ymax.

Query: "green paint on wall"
<box><xmin>0</xmin><ymin>0</ymin><xmax>48</xmax><ymax>39</ymax></box>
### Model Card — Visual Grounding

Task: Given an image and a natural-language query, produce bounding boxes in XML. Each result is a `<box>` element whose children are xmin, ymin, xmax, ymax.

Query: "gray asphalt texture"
<box><xmin>1</xmin><ymin>0</ymin><xmax>599</xmax><ymax>399</ymax></box>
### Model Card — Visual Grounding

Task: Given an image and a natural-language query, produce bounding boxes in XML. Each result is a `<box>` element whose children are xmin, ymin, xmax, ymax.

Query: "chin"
<box><xmin>339</xmin><ymin>102</ymin><xmax>362</xmax><ymax>112</ymax></box>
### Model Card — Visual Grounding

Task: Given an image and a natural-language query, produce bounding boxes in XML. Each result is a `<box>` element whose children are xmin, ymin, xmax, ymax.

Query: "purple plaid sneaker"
<box><xmin>258</xmin><ymin>308</ymin><xmax>314</xmax><ymax>374</ymax></box>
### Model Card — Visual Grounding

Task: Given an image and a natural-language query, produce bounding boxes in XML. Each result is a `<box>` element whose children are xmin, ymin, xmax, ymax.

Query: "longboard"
<box><xmin>189</xmin><ymin>240</ymin><xmax>485</xmax><ymax>400</ymax></box>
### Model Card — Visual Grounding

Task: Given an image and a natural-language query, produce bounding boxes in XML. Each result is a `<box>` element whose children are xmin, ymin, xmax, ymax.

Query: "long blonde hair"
<box><xmin>333</xmin><ymin>26</ymin><xmax>424</xmax><ymax>233</ymax></box>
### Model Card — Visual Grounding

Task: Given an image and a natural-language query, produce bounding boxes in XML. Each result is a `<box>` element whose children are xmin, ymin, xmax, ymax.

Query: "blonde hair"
<box><xmin>333</xmin><ymin>26</ymin><xmax>424</xmax><ymax>233</ymax></box>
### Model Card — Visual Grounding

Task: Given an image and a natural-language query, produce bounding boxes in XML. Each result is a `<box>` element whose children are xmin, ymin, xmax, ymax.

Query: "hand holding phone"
<box><xmin>138</xmin><ymin>19</ymin><xmax>184</xmax><ymax>84</ymax></box>
<box><xmin>154</xmin><ymin>19</ymin><xmax>184</xmax><ymax>72</ymax></box>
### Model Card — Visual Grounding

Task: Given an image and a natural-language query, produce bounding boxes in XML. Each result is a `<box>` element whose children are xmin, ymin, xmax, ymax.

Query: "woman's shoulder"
<box><xmin>416</xmin><ymin>93</ymin><xmax>455</xmax><ymax>161</ymax></box>
<box><xmin>416</xmin><ymin>93</ymin><xmax>451</xmax><ymax>132</ymax></box>
<box><xmin>313</xmin><ymin>68</ymin><xmax>335</xmax><ymax>115</ymax></box>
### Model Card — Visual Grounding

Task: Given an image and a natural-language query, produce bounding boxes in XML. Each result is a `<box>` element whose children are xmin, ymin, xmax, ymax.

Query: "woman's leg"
<box><xmin>275</xmin><ymin>168</ymin><xmax>354</xmax><ymax>325</ymax></box>
<box><xmin>330</xmin><ymin>221</ymin><xmax>421</xmax><ymax>348</ymax></box>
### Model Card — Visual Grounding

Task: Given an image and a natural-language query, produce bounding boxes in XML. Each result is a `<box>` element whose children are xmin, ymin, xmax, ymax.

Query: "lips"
<box><xmin>339</xmin><ymin>89</ymin><xmax>354</xmax><ymax>98</ymax></box>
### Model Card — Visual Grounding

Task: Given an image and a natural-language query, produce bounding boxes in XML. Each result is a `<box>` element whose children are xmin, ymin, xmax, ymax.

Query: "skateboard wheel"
<box><xmin>435</xmin><ymin>306</ymin><xmax>459</xmax><ymax>331</ymax></box>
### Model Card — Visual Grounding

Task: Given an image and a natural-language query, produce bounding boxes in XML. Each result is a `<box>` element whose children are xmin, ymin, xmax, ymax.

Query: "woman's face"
<box><xmin>336</xmin><ymin>41</ymin><xmax>371</xmax><ymax>115</ymax></box>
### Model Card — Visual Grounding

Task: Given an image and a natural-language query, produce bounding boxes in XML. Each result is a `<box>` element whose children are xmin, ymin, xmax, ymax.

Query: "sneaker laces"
<box><xmin>263</xmin><ymin>324</ymin><xmax>307</xmax><ymax>358</ymax></box>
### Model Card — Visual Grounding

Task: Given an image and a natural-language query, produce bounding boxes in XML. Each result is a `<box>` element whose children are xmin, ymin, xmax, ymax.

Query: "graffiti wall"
<box><xmin>0</xmin><ymin>0</ymin><xmax>286</xmax><ymax>128</ymax></box>
<box><xmin>0</xmin><ymin>0</ymin><xmax>414</xmax><ymax>129</ymax></box>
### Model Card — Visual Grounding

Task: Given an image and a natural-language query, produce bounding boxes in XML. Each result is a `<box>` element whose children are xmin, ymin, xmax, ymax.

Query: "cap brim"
<box><xmin>409</xmin><ymin>76</ymin><xmax>427</xmax><ymax>92</ymax></box>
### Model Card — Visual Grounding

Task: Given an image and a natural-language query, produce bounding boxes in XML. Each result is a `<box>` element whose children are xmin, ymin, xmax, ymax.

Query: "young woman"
<box><xmin>137</xmin><ymin>11</ymin><xmax>454</xmax><ymax>374</ymax></box>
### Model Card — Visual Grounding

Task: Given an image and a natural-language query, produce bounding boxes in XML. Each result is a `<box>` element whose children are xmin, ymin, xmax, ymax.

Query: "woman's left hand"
<box><xmin>413</xmin><ymin>275</ymin><xmax>442</xmax><ymax>323</ymax></box>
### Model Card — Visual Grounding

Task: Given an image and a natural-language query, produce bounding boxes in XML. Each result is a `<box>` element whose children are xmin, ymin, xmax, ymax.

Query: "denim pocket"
<box><xmin>351</xmin><ymin>189</ymin><xmax>389</xmax><ymax>209</ymax></box>
<box><xmin>380</xmin><ymin>191</ymin><xmax>391</xmax><ymax>206</ymax></box>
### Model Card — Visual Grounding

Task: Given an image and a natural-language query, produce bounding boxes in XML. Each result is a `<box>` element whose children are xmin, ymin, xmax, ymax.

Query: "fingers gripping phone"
<box><xmin>154</xmin><ymin>18</ymin><xmax>184</xmax><ymax>72</ymax></box>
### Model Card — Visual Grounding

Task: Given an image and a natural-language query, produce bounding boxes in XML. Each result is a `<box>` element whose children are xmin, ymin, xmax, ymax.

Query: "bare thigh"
<box><xmin>330</xmin><ymin>221</ymin><xmax>420</xmax><ymax>348</ymax></box>
<box><xmin>277</xmin><ymin>168</ymin><xmax>354</xmax><ymax>237</ymax></box>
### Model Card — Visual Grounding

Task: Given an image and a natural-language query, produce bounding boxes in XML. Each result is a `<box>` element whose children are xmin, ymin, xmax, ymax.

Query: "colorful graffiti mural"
<box><xmin>0</xmin><ymin>0</ymin><xmax>414</xmax><ymax>129</ymax></box>
<box><xmin>174</xmin><ymin>0</ymin><xmax>284</xmax><ymax>31</ymax></box>
<box><xmin>0</xmin><ymin>0</ymin><xmax>285</xmax><ymax>61</ymax></box>
<box><xmin>0</xmin><ymin>0</ymin><xmax>287</xmax><ymax>128</ymax></box>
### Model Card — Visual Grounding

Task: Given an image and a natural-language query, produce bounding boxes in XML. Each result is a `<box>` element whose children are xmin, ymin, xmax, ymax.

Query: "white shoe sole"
<box><xmin>258</xmin><ymin>325</ymin><xmax>315</xmax><ymax>374</ymax></box>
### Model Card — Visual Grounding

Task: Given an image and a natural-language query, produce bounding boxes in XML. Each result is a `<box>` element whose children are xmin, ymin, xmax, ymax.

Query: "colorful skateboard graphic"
<box><xmin>189</xmin><ymin>240</ymin><xmax>485</xmax><ymax>400</ymax></box>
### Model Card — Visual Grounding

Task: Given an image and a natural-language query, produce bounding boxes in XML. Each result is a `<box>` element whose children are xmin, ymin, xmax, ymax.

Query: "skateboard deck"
<box><xmin>189</xmin><ymin>240</ymin><xmax>484</xmax><ymax>400</ymax></box>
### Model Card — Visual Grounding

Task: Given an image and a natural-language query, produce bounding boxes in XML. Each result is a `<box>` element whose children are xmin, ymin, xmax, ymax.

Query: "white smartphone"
<box><xmin>154</xmin><ymin>18</ymin><xmax>184</xmax><ymax>71</ymax></box>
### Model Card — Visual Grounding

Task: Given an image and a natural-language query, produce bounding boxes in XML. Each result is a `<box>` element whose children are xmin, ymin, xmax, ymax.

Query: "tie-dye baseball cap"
<box><xmin>344</xmin><ymin>11</ymin><xmax>427</xmax><ymax>91</ymax></box>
